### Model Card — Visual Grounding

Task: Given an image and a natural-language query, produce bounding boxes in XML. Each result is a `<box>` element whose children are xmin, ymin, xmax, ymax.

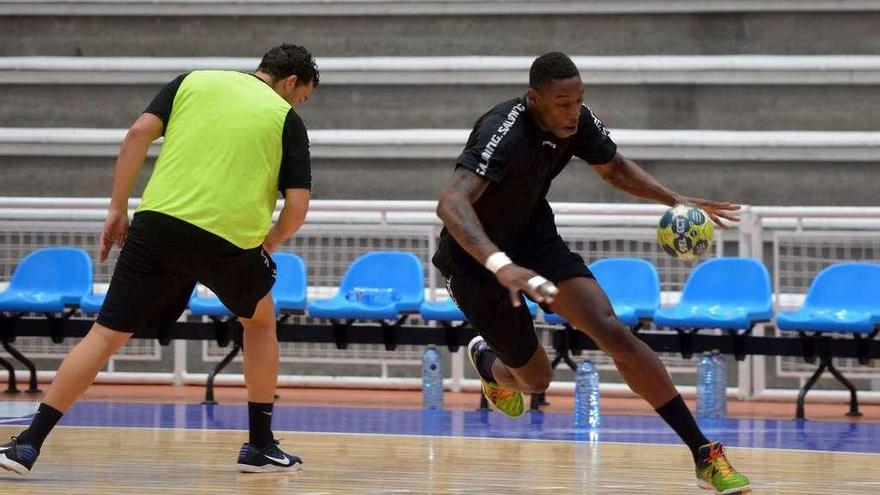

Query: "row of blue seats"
<box><xmin>0</xmin><ymin>248</ymin><xmax>879</xmax><ymax>337</ymax></box>
<box><xmin>0</xmin><ymin>248</ymin><xmax>309</xmax><ymax>318</ymax></box>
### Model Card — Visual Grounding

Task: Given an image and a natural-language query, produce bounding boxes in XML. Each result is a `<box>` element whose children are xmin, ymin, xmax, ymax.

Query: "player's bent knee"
<box><xmin>241</xmin><ymin>317</ymin><xmax>276</xmax><ymax>332</ymax></box>
<box><xmin>592</xmin><ymin>318</ymin><xmax>638</xmax><ymax>358</ymax></box>
<box><xmin>240</xmin><ymin>305</ymin><xmax>277</xmax><ymax>331</ymax></box>
<box><xmin>91</xmin><ymin>323</ymin><xmax>133</xmax><ymax>345</ymax></box>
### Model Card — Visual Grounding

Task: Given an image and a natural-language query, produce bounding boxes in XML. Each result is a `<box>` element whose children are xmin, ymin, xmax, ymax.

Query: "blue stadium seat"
<box><xmin>542</xmin><ymin>258</ymin><xmax>661</xmax><ymax>328</ymax></box>
<box><xmin>307</xmin><ymin>251</ymin><xmax>424</xmax><ymax>320</ymax></box>
<box><xmin>774</xmin><ymin>262</ymin><xmax>880</xmax><ymax>419</ymax></box>
<box><xmin>188</xmin><ymin>288</ymin><xmax>233</xmax><ymax>317</ymax></box>
<box><xmin>189</xmin><ymin>253</ymin><xmax>308</xmax><ymax>318</ymax></box>
<box><xmin>79</xmin><ymin>292</ymin><xmax>105</xmax><ymax>314</ymax></box>
<box><xmin>419</xmin><ymin>298</ymin><xmax>463</xmax><ymax>322</ymax></box>
<box><xmin>273</xmin><ymin>253</ymin><xmax>307</xmax><ymax>313</ymax></box>
<box><xmin>653</xmin><ymin>257</ymin><xmax>773</xmax><ymax>330</ymax></box>
<box><xmin>420</xmin><ymin>297</ymin><xmax>539</xmax><ymax>322</ymax></box>
<box><xmin>0</xmin><ymin>247</ymin><xmax>92</xmax><ymax>313</ymax></box>
<box><xmin>776</xmin><ymin>262</ymin><xmax>880</xmax><ymax>334</ymax></box>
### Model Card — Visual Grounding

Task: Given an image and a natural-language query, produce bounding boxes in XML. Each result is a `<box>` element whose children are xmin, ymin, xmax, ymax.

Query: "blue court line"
<box><xmin>1</xmin><ymin>401</ymin><xmax>878</xmax><ymax>454</ymax></box>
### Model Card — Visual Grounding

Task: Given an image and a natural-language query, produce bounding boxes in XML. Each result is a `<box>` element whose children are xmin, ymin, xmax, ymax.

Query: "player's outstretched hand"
<box><xmin>495</xmin><ymin>264</ymin><xmax>558</xmax><ymax>307</ymax></box>
<box><xmin>99</xmin><ymin>208</ymin><xmax>129</xmax><ymax>262</ymax></box>
<box><xmin>677</xmin><ymin>195</ymin><xmax>742</xmax><ymax>230</ymax></box>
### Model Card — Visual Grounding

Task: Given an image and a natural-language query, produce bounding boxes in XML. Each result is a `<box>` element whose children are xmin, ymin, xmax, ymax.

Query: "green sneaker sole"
<box><xmin>479</xmin><ymin>381</ymin><xmax>526</xmax><ymax>418</ymax></box>
<box><xmin>467</xmin><ymin>336</ymin><xmax>525</xmax><ymax>418</ymax></box>
<box><xmin>696</xmin><ymin>478</ymin><xmax>752</xmax><ymax>494</ymax></box>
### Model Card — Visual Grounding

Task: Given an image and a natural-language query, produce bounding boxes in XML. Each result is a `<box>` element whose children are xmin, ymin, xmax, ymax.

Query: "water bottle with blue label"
<box><xmin>574</xmin><ymin>360</ymin><xmax>601</xmax><ymax>428</ymax></box>
<box><xmin>422</xmin><ymin>347</ymin><xmax>443</xmax><ymax>410</ymax></box>
<box><xmin>712</xmin><ymin>351</ymin><xmax>728</xmax><ymax>418</ymax></box>
<box><xmin>696</xmin><ymin>352</ymin><xmax>716</xmax><ymax>418</ymax></box>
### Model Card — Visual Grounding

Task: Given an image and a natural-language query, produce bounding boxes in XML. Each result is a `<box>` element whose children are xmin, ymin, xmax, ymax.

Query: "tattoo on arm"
<box><xmin>437</xmin><ymin>168</ymin><xmax>500</xmax><ymax>262</ymax></box>
<box><xmin>451</xmin><ymin>199</ymin><xmax>491</xmax><ymax>248</ymax></box>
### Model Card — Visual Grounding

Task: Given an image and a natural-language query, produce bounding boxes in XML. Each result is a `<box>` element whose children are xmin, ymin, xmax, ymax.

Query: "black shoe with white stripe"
<box><xmin>236</xmin><ymin>440</ymin><xmax>302</xmax><ymax>473</ymax></box>
<box><xmin>0</xmin><ymin>436</ymin><xmax>39</xmax><ymax>475</ymax></box>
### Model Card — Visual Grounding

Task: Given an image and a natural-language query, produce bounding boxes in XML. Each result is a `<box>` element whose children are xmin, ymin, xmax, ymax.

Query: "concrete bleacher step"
<box><xmin>2</xmin><ymin>127</ymin><xmax>879</xmax><ymax>205</ymax></box>
<box><xmin>3</xmin><ymin>56</ymin><xmax>880</xmax><ymax>130</ymax></box>
<box><xmin>1</xmin><ymin>1</ymin><xmax>879</xmax><ymax>57</ymax></box>
<box><xmin>4</xmin><ymin>127</ymin><xmax>879</xmax><ymax>161</ymax></box>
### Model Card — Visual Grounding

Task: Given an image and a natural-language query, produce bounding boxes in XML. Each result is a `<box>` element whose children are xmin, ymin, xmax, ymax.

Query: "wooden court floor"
<box><xmin>2</xmin><ymin>425</ymin><xmax>878</xmax><ymax>494</ymax></box>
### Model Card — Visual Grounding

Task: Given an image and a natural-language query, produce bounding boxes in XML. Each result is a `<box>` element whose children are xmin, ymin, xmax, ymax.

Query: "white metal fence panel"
<box><xmin>1</xmin><ymin>199</ymin><xmax>879</xmax><ymax>400</ymax></box>
<box><xmin>773</xmin><ymin>231</ymin><xmax>880</xmax><ymax>380</ymax></box>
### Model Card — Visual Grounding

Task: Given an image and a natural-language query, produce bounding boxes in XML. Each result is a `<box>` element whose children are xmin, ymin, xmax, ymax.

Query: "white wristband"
<box><xmin>485</xmin><ymin>252</ymin><xmax>513</xmax><ymax>274</ymax></box>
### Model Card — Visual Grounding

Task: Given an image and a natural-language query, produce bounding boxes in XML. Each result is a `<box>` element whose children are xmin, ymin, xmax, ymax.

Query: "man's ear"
<box><xmin>526</xmin><ymin>88</ymin><xmax>538</xmax><ymax>106</ymax></box>
<box><xmin>285</xmin><ymin>75</ymin><xmax>300</xmax><ymax>92</ymax></box>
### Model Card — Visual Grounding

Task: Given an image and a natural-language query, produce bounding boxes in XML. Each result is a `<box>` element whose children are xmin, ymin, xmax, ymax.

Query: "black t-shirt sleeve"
<box><xmin>572</xmin><ymin>105</ymin><xmax>618</xmax><ymax>165</ymax></box>
<box><xmin>144</xmin><ymin>73</ymin><xmax>189</xmax><ymax>134</ymax></box>
<box><xmin>455</xmin><ymin>114</ymin><xmax>513</xmax><ymax>183</ymax></box>
<box><xmin>278</xmin><ymin>109</ymin><xmax>313</xmax><ymax>193</ymax></box>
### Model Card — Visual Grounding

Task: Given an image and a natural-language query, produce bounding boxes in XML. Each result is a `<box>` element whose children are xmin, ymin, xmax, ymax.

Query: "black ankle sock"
<box><xmin>655</xmin><ymin>394</ymin><xmax>710</xmax><ymax>462</ymax></box>
<box><xmin>476</xmin><ymin>349</ymin><xmax>497</xmax><ymax>383</ymax></box>
<box><xmin>248</xmin><ymin>402</ymin><xmax>274</xmax><ymax>449</ymax></box>
<box><xmin>18</xmin><ymin>403</ymin><xmax>63</xmax><ymax>451</ymax></box>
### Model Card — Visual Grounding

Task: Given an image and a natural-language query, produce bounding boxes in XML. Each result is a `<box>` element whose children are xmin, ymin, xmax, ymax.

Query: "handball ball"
<box><xmin>656</xmin><ymin>205</ymin><xmax>714</xmax><ymax>261</ymax></box>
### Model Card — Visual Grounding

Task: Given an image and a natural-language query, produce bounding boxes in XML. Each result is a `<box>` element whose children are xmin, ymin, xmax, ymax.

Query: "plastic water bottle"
<box><xmin>422</xmin><ymin>347</ymin><xmax>443</xmax><ymax>410</ymax></box>
<box><xmin>574</xmin><ymin>360</ymin><xmax>601</xmax><ymax>428</ymax></box>
<box><xmin>712</xmin><ymin>351</ymin><xmax>728</xmax><ymax>418</ymax></box>
<box><xmin>696</xmin><ymin>352</ymin><xmax>716</xmax><ymax>418</ymax></box>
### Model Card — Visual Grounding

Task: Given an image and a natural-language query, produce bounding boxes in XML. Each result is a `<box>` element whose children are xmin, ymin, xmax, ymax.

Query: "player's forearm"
<box><xmin>437</xmin><ymin>196</ymin><xmax>500</xmax><ymax>264</ymax></box>
<box><xmin>109</xmin><ymin>128</ymin><xmax>154</xmax><ymax>212</ymax></box>
<box><xmin>264</xmin><ymin>191</ymin><xmax>310</xmax><ymax>252</ymax></box>
<box><xmin>606</xmin><ymin>157</ymin><xmax>681</xmax><ymax>207</ymax></box>
<box><xmin>270</xmin><ymin>203</ymin><xmax>307</xmax><ymax>243</ymax></box>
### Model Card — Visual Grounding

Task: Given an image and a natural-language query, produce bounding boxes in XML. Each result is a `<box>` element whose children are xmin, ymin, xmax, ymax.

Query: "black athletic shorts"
<box><xmin>445</xmin><ymin>234</ymin><xmax>593</xmax><ymax>368</ymax></box>
<box><xmin>97</xmin><ymin>211</ymin><xmax>277</xmax><ymax>333</ymax></box>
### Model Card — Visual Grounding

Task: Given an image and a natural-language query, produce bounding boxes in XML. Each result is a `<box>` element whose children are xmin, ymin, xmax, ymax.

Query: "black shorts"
<box><xmin>97</xmin><ymin>211</ymin><xmax>277</xmax><ymax>333</ymax></box>
<box><xmin>445</xmin><ymin>235</ymin><xmax>593</xmax><ymax>368</ymax></box>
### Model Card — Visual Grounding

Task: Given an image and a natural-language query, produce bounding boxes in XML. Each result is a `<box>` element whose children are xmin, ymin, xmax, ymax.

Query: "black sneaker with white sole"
<box><xmin>236</xmin><ymin>440</ymin><xmax>303</xmax><ymax>473</ymax></box>
<box><xmin>0</xmin><ymin>436</ymin><xmax>39</xmax><ymax>475</ymax></box>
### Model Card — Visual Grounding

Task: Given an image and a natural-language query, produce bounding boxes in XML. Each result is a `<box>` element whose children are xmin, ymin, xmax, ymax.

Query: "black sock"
<box><xmin>248</xmin><ymin>402</ymin><xmax>274</xmax><ymax>449</ymax></box>
<box><xmin>476</xmin><ymin>349</ymin><xmax>497</xmax><ymax>383</ymax></box>
<box><xmin>655</xmin><ymin>394</ymin><xmax>710</xmax><ymax>462</ymax></box>
<box><xmin>17</xmin><ymin>403</ymin><xmax>63</xmax><ymax>451</ymax></box>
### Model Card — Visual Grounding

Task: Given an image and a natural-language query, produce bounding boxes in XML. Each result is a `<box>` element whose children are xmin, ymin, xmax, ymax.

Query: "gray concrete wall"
<box><xmin>2</xmin><ymin>12</ymin><xmax>880</xmax><ymax>56</ymax></box>
<box><xmin>0</xmin><ymin>156</ymin><xmax>153</xmax><ymax>197</ymax></box>
<box><xmin>1</xmin><ymin>10</ymin><xmax>876</xmax><ymax>206</ymax></box>
<box><xmin>547</xmin><ymin>161</ymin><xmax>880</xmax><ymax>207</ymax></box>
<box><xmin>5</xmin><ymin>83</ymin><xmax>879</xmax><ymax>131</ymax></box>
<box><xmin>1</xmin><ymin>156</ymin><xmax>876</xmax><ymax>206</ymax></box>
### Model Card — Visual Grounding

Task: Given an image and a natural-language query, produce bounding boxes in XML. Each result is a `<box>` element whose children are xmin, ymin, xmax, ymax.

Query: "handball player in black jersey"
<box><xmin>432</xmin><ymin>52</ymin><xmax>750</xmax><ymax>494</ymax></box>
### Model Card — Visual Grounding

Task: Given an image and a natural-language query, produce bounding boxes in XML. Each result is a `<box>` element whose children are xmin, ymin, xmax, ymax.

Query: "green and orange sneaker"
<box><xmin>467</xmin><ymin>336</ymin><xmax>525</xmax><ymax>418</ymax></box>
<box><xmin>696</xmin><ymin>442</ymin><xmax>751</xmax><ymax>494</ymax></box>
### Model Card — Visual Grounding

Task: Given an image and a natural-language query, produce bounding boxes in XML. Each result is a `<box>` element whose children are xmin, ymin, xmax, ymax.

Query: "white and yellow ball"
<box><xmin>656</xmin><ymin>205</ymin><xmax>714</xmax><ymax>261</ymax></box>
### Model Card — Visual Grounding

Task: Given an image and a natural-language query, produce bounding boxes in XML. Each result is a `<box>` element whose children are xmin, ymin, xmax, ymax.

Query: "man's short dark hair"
<box><xmin>258</xmin><ymin>44</ymin><xmax>320</xmax><ymax>87</ymax></box>
<box><xmin>529</xmin><ymin>52</ymin><xmax>579</xmax><ymax>90</ymax></box>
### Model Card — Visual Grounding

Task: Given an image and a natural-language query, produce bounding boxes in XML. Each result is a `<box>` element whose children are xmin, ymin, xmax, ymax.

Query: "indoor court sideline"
<box><xmin>1</xmin><ymin>386</ymin><xmax>879</xmax><ymax>494</ymax></box>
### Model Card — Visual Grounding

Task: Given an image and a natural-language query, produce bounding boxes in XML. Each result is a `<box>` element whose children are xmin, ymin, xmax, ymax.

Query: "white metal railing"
<box><xmin>0</xmin><ymin>198</ymin><xmax>878</xmax><ymax>403</ymax></box>
<box><xmin>1</xmin><ymin>0</ymin><xmax>878</xmax><ymax>16</ymax></box>
<box><xmin>3</xmin><ymin>55</ymin><xmax>880</xmax><ymax>85</ymax></box>
<box><xmin>3</xmin><ymin>127</ymin><xmax>879</xmax><ymax>161</ymax></box>
<box><xmin>738</xmin><ymin>206</ymin><xmax>880</xmax><ymax>402</ymax></box>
